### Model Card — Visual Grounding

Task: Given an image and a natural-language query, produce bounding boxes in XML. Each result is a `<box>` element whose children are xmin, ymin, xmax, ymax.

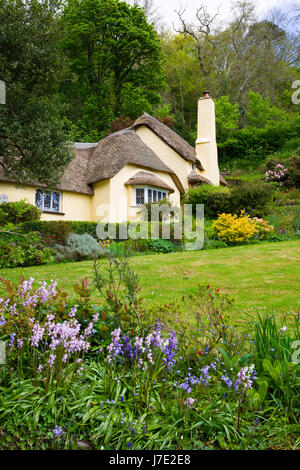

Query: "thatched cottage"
<box><xmin>0</xmin><ymin>93</ymin><xmax>225</xmax><ymax>223</ymax></box>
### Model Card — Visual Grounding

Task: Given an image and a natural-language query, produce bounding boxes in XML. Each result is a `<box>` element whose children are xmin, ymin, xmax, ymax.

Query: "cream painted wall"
<box><xmin>136</xmin><ymin>126</ymin><xmax>193</xmax><ymax>190</ymax></box>
<box><xmin>107</xmin><ymin>164</ymin><xmax>181</xmax><ymax>223</ymax></box>
<box><xmin>0</xmin><ymin>182</ymin><xmax>92</xmax><ymax>221</ymax></box>
<box><xmin>91</xmin><ymin>179</ymin><xmax>110</xmax><ymax>222</ymax></box>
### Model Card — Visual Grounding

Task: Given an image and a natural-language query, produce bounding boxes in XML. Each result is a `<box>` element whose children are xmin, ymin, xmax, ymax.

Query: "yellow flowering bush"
<box><xmin>212</xmin><ymin>211</ymin><xmax>258</xmax><ymax>244</ymax></box>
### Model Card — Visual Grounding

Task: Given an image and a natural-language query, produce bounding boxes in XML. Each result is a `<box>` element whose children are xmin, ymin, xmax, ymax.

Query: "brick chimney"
<box><xmin>195</xmin><ymin>91</ymin><xmax>220</xmax><ymax>186</ymax></box>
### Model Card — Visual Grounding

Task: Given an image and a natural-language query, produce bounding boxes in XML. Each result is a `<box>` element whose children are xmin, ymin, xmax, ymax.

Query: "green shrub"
<box><xmin>183</xmin><ymin>185</ymin><xmax>231</xmax><ymax>219</ymax></box>
<box><xmin>230</xmin><ymin>181</ymin><xmax>274</xmax><ymax>217</ymax></box>
<box><xmin>53</xmin><ymin>233</ymin><xmax>107</xmax><ymax>262</ymax></box>
<box><xmin>286</xmin><ymin>155</ymin><xmax>300</xmax><ymax>188</ymax></box>
<box><xmin>0</xmin><ymin>200</ymin><xmax>41</xmax><ymax>226</ymax></box>
<box><xmin>184</xmin><ymin>182</ymin><xmax>274</xmax><ymax>219</ymax></box>
<box><xmin>146</xmin><ymin>238</ymin><xmax>175</xmax><ymax>253</ymax></box>
<box><xmin>0</xmin><ymin>231</ymin><xmax>53</xmax><ymax>268</ymax></box>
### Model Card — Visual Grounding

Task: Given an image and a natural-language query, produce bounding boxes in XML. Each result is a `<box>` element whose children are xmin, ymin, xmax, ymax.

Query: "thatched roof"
<box><xmin>56</xmin><ymin>147</ymin><xmax>94</xmax><ymax>195</ymax></box>
<box><xmin>187</xmin><ymin>171</ymin><xmax>213</xmax><ymax>185</ymax></box>
<box><xmin>0</xmin><ymin>147</ymin><xmax>94</xmax><ymax>196</ymax></box>
<box><xmin>220</xmin><ymin>174</ymin><xmax>229</xmax><ymax>186</ymax></box>
<box><xmin>124</xmin><ymin>171</ymin><xmax>175</xmax><ymax>193</ymax></box>
<box><xmin>88</xmin><ymin>129</ymin><xmax>174</xmax><ymax>184</ymax></box>
<box><xmin>0</xmin><ymin>113</ymin><xmax>208</xmax><ymax>196</ymax></box>
<box><xmin>133</xmin><ymin>113</ymin><xmax>203</xmax><ymax>169</ymax></box>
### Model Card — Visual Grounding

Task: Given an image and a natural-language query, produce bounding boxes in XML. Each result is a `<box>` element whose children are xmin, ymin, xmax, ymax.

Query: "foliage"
<box><xmin>183</xmin><ymin>185</ymin><xmax>231</xmax><ymax>220</ymax></box>
<box><xmin>0</xmin><ymin>0</ymin><xmax>73</xmax><ymax>185</ymax></box>
<box><xmin>146</xmin><ymin>238</ymin><xmax>175</xmax><ymax>254</ymax></box>
<box><xmin>19</xmin><ymin>220</ymin><xmax>99</xmax><ymax>241</ymax></box>
<box><xmin>215</xmin><ymin>96</ymin><xmax>240</xmax><ymax>139</ymax></box>
<box><xmin>229</xmin><ymin>182</ymin><xmax>274</xmax><ymax>218</ymax></box>
<box><xmin>0</xmin><ymin>200</ymin><xmax>41</xmax><ymax>226</ymax></box>
<box><xmin>248</xmin><ymin>312</ymin><xmax>300</xmax><ymax>418</ymax></box>
<box><xmin>184</xmin><ymin>181</ymin><xmax>274</xmax><ymax>219</ymax></box>
<box><xmin>61</xmin><ymin>0</ymin><xmax>165</xmax><ymax>139</ymax></box>
<box><xmin>287</xmin><ymin>155</ymin><xmax>300</xmax><ymax>189</ymax></box>
<box><xmin>212</xmin><ymin>211</ymin><xmax>258</xmax><ymax>245</ymax></box>
<box><xmin>245</xmin><ymin>91</ymin><xmax>287</xmax><ymax>128</ymax></box>
<box><xmin>53</xmin><ymin>233</ymin><xmax>107</xmax><ymax>262</ymax></box>
<box><xmin>93</xmin><ymin>254</ymin><xmax>142</xmax><ymax>331</ymax></box>
<box><xmin>218</xmin><ymin>118</ymin><xmax>300</xmax><ymax>169</ymax></box>
<box><xmin>0</xmin><ymin>229</ymin><xmax>53</xmax><ymax>268</ymax></box>
<box><xmin>0</xmin><ymin>263</ymin><xmax>299</xmax><ymax>449</ymax></box>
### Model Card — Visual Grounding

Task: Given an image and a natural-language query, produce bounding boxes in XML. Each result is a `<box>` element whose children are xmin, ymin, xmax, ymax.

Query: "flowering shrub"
<box><xmin>250</xmin><ymin>217</ymin><xmax>274</xmax><ymax>239</ymax></box>
<box><xmin>0</xmin><ymin>276</ymin><xmax>100</xmax><ymax>391</ymax></box>
<box><xmin>265</xmin><ymin>164</ymin><xmax>288</xmax><ymax>185</ymax></box>
<box><xmin>212</xmin><ymin>211</ymin><xmax>258</xmax><ymax>244</ymax></box>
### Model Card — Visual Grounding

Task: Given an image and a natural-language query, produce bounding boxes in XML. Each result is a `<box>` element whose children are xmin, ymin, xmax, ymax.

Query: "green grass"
<box><xmin>1</xmin><ymin>240</ymin><xmax>299</xmax><ymax>319</ymax></box>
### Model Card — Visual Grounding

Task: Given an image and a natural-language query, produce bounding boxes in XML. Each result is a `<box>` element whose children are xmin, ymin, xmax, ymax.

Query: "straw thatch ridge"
<box><xmin>124</xmin><ymin>171</ymin><xmax>175</xmax><ymax>193</ymax></box>
<box><xmin>187</xmin><ymin>171</ymin><xmax>213</xmax><ymax>185</ymax></box>
<box><xmin>88</xmin><ymin>129</ymin><xmax>174</xmax><ymax>184</ymax></box>
<box><xmin>133</xmin><ymin>113</ymin><xmax>203</xmax><ymax>169</ymax></box>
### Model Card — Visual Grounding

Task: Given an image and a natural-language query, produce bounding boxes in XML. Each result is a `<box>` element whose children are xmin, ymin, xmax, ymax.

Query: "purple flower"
<box><xmin>53</xmin><ymin>426</ymin><xmax>64</xmax><ymax>438</ymax></box>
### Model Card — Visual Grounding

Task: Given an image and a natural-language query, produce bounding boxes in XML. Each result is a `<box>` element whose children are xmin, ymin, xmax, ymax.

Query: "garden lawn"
<box><xmin>1</xmin><ymin>240</ymin><xmax>299</xmax><ymax>321</ymax></box>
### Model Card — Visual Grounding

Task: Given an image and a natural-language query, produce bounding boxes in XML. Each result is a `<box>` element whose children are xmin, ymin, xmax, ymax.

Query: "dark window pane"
<box><xmin>158</xmin><ymin>191</ymin><xmax>162</xmax><ymax>201</ymax></box>
<box><xmin>44</xmin><ymin>192</ymin><xmax>51</xmax><ymax>211</ymax></box>
<box><xmin>35</xmin><ymin>190</ymin><xmax>43</xmax><ymax>209</ymax></box>
<box><xmin>52</xmin><ymin>192</ymin><xmax>60</xmax><ymax>212</ymax></box>
<box><xmin>148</xmin><ymin>189</ymin><xmax>152</xmax><ymax>202</ymax></box>
<box><xmin>153</xmin><ymin>190</ymin><xmax>157</xmax><ymax>202</ymax></box>
<box><xmin>162</xmin><ymin>192</ymin><xmax>166</xmax><ymax>199</ymax></box>
<box><xmin>136</xmin><ymin>189</ymin><xmax>144</xmax><ymax>205</ymax></box>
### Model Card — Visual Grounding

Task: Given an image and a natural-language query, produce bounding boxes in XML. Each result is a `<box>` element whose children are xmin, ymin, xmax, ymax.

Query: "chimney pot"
<box><xmin>203</xmin><ymin>91</ymin><xmax>211</xmax><ymax>98</ymax></box>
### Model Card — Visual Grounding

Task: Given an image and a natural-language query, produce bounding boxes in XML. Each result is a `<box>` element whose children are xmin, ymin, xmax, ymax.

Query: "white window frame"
<box><xmin>35</xmin><ymin>189</ymin><xmax>61</xmax><ymax>213</ymax></box>
<box><xmin>133</xmin><ymin>185</ymin><xmax>169</xmax><ymax>206</ymax></box>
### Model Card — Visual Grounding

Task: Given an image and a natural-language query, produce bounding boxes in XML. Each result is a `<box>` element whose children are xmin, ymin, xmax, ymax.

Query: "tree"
<box><xmin>0</xmin><ymin>0</ymin><xmax>74</xmax><ymax>186</ymax></box>
<box><xmin>246</xmin><ymin>91</ymin><xmax>287</xmax><ymax>128</ymax></box>
<box><xmin>215</xmin><ymin>96</ymin><xmax>240</xmax><ymax>139</ymax></box>
<box><xmin>125</xmin><ymin>0</ymin><xmax>162</xmax><ymax>27</ymax></box>
<box><xmin>61</xmin><ymin>0</ymin><xmax>166</xmax><ymax>140</ymax></box>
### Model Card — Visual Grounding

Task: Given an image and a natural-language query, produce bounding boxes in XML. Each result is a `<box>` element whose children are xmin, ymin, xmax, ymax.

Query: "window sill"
<box><xmin>42</xmin><ymin>210</ymin><xmax>65</xmax><ymax>216</ymax></box>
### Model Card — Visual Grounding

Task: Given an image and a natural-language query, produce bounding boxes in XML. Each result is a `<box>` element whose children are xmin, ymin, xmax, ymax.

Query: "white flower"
<box><xmin>280</xmin><ymin>326</ymin><xmax>288</xmax><ymax>332</ymax></box>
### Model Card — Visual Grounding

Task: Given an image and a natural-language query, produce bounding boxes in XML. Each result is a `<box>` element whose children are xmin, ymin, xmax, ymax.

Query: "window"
<box><xmin>35</xmin><ymin>190</ymin><xmax>61</xmax><ymax>213</ymax></box>
<box><xmin>135</xmin><ymin>188</ymin><xmax>145</xmax><ymax>205</ymax></box>
<box><xmin>134</xmin><ymin>187</ymin><xmax>169</xmax><ymax>205</ymax></box>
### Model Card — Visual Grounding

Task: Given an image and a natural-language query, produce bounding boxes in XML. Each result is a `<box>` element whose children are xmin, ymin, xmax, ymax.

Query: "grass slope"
<box><xmin>1</xmin><ymin>240</ymin><xmax>299</xmax><ymax>317</ymax></box>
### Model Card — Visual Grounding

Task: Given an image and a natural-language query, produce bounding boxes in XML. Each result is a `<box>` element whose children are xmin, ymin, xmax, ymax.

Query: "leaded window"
<box><xmin>135</xmin><ymin>188</ymin><xmax>145</xmax><ymax>205</ymax></box>
<box><xmin>35</xmin><ymin>190</ymin><xmax>61</xmax><ymax>213</ymax></box>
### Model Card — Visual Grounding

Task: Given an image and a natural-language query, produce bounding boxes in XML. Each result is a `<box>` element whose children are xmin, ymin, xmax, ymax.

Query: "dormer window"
<box><xmin>135</xmin><ymin>186</ymin><xmax>168</xmax><ymax>206</ymax></box>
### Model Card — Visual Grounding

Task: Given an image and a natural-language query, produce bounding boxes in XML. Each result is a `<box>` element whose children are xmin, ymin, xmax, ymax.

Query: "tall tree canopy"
<box><xmin>61</xmin><ymin>0</ymin><xmax>166</xmax><ymax>140</ymax></box>
<box><xmin>0</xmin><ymin>0</ymin><xmax>74</xmax><ymax>186</ymax></box>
